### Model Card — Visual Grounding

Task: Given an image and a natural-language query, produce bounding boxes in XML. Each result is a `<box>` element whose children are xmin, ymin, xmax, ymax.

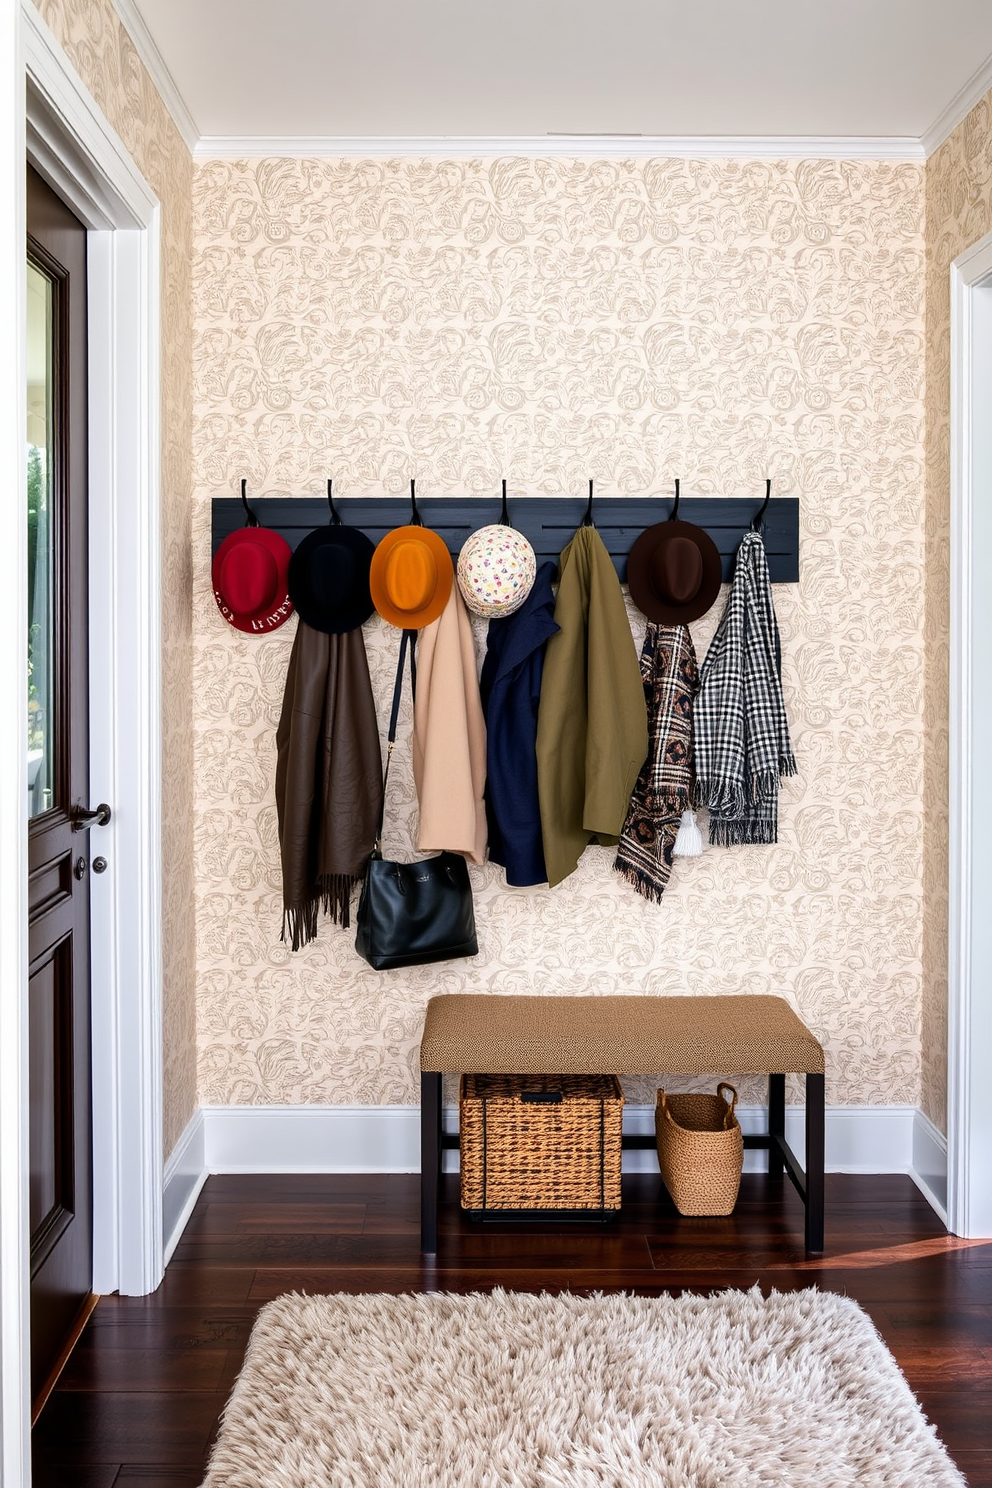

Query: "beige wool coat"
<box><xmin>413</xmin><ymin>583</ymin><xmax>488</xmax><ymax>864</ymax></box>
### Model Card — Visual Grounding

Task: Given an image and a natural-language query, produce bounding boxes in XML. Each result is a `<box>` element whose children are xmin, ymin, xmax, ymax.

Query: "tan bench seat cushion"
<box><xmin>420</xmin><ymin>994</ymin><xmax>824</xmax><ymax>1076</ymax></box>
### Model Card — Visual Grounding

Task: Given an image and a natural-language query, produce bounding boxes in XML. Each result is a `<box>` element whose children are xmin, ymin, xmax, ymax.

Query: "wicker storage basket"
<box><xmin>460</xmin><ymin>1073</ymin><xmax>623</xmax><ymax>1214</ymax></box>
<box><xmin>655</xmin><ymin>1082</ymin><xmax>743</xmax><ymax>1216</ymax></box>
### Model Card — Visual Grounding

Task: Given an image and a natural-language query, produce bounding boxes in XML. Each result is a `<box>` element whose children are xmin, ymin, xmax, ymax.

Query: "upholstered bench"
<box><xmin>419</xmin><ymin>993</ymin><xmax>825</xmax><ymax>1256</ymax></box>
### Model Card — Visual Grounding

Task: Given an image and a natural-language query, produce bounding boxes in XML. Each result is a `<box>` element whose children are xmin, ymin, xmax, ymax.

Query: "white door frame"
<box><xmin>1</xmin><ymin>4</ymin><xmax>164</xmax><ymax>1479</ymax></box>
<box><xmin>948</xmin><ymin>227</ymin><xmax>992</xmax><ymax>1238</ymax></box>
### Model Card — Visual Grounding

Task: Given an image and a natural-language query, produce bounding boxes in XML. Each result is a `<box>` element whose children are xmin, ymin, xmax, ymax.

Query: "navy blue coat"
<box><xmin>480</xmin><ymin>563</ymin><xmax>559</xmax><ymax>887</ymax></box>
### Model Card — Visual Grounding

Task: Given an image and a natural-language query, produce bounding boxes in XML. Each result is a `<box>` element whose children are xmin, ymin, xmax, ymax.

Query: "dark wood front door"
<box><xmin>26</xmin><ymin>164</ymin><xmax>96</xmax><ymax>1412</ymax></box>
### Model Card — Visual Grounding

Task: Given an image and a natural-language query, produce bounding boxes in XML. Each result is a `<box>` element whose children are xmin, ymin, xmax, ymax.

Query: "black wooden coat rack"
<box><xmin>211</xmin><ymin>484</ymin><xmax>800</xmax><ymax>584</ymax></box>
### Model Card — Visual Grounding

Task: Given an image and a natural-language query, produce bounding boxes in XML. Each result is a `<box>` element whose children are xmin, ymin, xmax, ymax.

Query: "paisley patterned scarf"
<box><xmin>614</xmin><ymin>624</ymin><xmax>699</xmax><ymax>903</ymax></box>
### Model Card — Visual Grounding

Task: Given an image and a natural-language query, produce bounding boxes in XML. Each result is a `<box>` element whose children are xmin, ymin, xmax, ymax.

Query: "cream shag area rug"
<box><xmin>201</xmin><ymin>1287</ymin><xmax>964</xmax><ymax>1488</ymax></box>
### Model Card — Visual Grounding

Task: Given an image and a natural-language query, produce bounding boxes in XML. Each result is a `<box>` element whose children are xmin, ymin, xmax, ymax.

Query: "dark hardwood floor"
<box><xmin>31</xmin><ymin>1172</ymin><xmax>992</xmax><ymax>1486</ymax></box>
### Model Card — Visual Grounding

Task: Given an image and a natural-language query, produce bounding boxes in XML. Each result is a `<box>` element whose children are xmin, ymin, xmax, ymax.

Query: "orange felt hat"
<box><xmin>370</xmin><ymin>525</ymin><xmax>454</xmax><ymax>629</ymax></box>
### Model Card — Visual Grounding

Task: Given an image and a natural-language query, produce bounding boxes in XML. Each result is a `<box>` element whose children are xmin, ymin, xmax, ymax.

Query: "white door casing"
<box><xmin>1</xmin><ymin>3</ymin><xmax>163</xmax><ymax>1479</ymax></box>
<box><xmin>23</xmin><ymin>0</ymin><xmax>164</xmax><ymax>1294</ymax></box>
<box><xmin>948</xmin><ymin>226</ymin><xmax>992</xmax><ymax>1239</ymax></box>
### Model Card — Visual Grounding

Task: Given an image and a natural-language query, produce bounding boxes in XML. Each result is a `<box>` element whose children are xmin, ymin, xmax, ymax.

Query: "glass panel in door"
<box><xmin>27</xmin><ymin>259</ymin><xmax>55</xmax><ymax>818</ymax></box>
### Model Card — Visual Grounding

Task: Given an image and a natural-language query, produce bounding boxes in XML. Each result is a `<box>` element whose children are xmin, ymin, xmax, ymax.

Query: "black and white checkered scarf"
<box><xmin>694</xmin><ymin>531</ymin><xmax>796</xmax><ymax>845</ymax></box>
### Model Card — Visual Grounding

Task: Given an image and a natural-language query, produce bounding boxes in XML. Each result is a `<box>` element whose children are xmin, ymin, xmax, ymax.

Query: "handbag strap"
<box><xmin>374</xmin><ymin>628</ymin><xmax>417</xmax><ymax>855</ymax></box>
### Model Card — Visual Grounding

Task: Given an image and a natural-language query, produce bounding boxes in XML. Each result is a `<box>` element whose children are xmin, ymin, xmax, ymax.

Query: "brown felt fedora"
<box><xmin>627</xmin><ymin>502</ymin><xmax>722</xmax><ymax>626</ymax></box>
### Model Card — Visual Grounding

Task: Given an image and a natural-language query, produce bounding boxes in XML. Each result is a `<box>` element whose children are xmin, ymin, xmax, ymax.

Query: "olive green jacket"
<box><xmin>536</xmin><ymin>526</ymin><xmax>648</xmax><ymax>887</ymax></box>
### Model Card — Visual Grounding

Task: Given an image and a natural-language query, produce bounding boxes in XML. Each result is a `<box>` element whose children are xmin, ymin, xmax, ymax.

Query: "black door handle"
<box><xmin>69</xmin><ymin>802</ymin><xmax>112</xmax><ymax>832</ymax></box>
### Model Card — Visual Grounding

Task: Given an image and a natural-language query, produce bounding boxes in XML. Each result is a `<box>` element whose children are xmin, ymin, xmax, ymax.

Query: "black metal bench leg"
<box><xmin>420</xmin><ymin>1071</ymin><xmax>442</xmax><ymax>1255</ymax></box>
<box><xmin>805</xmin><ymin>1071</ymin><xmax>825</xmax><ymax>1255</ymax></box>
<box><xmin>768</xmin><ymin>1073</ymin><xmax>786</xmax><ymax>1177</ymax></box>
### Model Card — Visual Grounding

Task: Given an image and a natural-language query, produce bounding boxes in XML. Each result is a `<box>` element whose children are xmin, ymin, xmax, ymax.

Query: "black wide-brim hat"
<box><xmin>627</xmin><ymin>518</ymin><xmax>723</xmax><ymax>625</ymax></box>
<box><xmin>287</xmin><ymin>522</ymin><xmax>377</xmax><ymax>634</ymax></box>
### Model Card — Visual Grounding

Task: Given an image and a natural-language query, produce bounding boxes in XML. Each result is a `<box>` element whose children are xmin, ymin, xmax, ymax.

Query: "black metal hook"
<box><xmin>751</xmin><ymin>479</ymin><xmax>772</xmax><ymax>532</ymax></box>
<box><xmin>326</xmin><ymin>478</ymin><xmax>342</xmax><ymax>525</ymax></box>
<box><xmin>582</xmin><ymin>480</ymin><xmax>595</xmax><ymax>527</ymax></box>
<box><xmin>499</xmin><ymin>479</ymin><xmax>509</xmax><ymax>526</ymax></box>
<box><xmin>240</xmin><ymin>479</ymin><xmax>259</xmax><ymax>528</ymax></box>
<box><xmin>669</xmin><ymin>478</ymin><xmax>681</xmax><ymax>521</ymax></box>
<box><xmin>409</xmin><ymin>479</ymin><xmax>423</xmax><ymax>527</ymax></box>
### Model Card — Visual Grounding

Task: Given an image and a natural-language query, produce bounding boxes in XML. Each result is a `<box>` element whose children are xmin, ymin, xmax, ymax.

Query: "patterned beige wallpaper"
<box><xmin>922</xmin><ymin>85</ymin><xmax>992</xmax><ymax>1134</ymax></box>
<box><xmin>192</xmin><ymin>156</ymin><xmax>927</xmax><ymax>1112</ymax></box>
<box><xmin>26</xmin><ymin>0</ymin><xmax>984</xmax><ymax>1149</ymax></box>
<box><xmin>31</xmin><ymin>0</ymin><xmax>197</xmax><ymax>1158</ymax></box>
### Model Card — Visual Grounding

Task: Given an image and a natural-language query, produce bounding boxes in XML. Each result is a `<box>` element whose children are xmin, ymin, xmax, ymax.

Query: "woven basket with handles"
<box><xmin>460</xmin><ymin>1073</ymin><xmax>623</xmax><ymax>1213</ymax></box>
<box><xmin>655</xmin><ymin>1082</ymin><xmax>743</xmax><ymax>1216</ymax></box>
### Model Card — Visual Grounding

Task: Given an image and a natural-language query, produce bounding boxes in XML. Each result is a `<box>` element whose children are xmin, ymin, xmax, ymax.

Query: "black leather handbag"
<box><xmin>355</xmin><ymin>630</ymin><xmax>479</xmax><ymax>971</ymax></box>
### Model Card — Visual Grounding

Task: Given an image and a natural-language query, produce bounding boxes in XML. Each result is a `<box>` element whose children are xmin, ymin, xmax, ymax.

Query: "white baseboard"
<box><xmin>616</xmin><ymin>1102</ymin><xmax>917</xmax><ymax>1177</ymax></box>
<box><xmin>202</xmin><ymin>1103</ymin><xmax>423</xmax><ymax>1172</ymax></box>
<box><xmin>162</xmin><ymin>1107</ymin><xmax>206</xmax><ymax>1264</ymax></box>
<box><xmin>161</xmin><ymin>1101</ymin><xmax>947</xmax><ymax>1255</ymax></box>
<box><xmin>911</xmin><ymin>1108</ymin><xmax>948</xmax><ymax>1221</ymax></box>
<box><xmin>189</xmin><ymin>1100</ymin><xmax>925</xmax><ymax>1175</ymax></box>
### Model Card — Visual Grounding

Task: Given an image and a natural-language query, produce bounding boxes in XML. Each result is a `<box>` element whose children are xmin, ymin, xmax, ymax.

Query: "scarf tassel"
<box><xmin>702</xmin><ymin>769</ymin><xmax>785</xmax><ymax>847</ymax></box>
<box><xmin>319</xmin><ymin>872</ymin><xmax>362</xmax><ymax>930</ymax></box>
<box><xmin>672</xmin><ymin>810</ymin><xmax>703</xmax><ymax>858</ymax></box>
<box><xmin>282</xmin><ymin>871</ymin><xmax>363</xmax><ymax>950</ymax></box>
<box><xmin>281</xmin><ymin>899</ymin><xmax>320</xmax><ymax>953</ymax></box>
<box><xmin>614</xmin><ymin>856</ymin><xmax>669</xmax><ymax>905</ymax></box>
<box><xmin>708</xmin><ymin>816</ymin><xmax>778</xmax><ymax>848</ymax></box>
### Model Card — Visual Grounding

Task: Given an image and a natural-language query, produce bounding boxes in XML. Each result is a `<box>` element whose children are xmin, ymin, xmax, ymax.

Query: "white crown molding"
<box><xmin>921</xmin><ymin>48</ymin><xmax>992</xmax><ymax>157</ymax></box>
<box><xmin>193</xmin><ymin>133</ymin><xmax>925</xmax><ymax>162</ymax></box>
<box><xmin>111</xmin><ymin>0</ymin><xmax>199</xmax><ymax>154</ymax></box>
<box><xmin>86</xmin><ymin>15</ymin><xmax>992</xmax><ymax>165</ymax></box>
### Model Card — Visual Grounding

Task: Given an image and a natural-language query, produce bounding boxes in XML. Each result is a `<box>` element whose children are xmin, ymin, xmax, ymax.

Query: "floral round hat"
<box><xmin>456</xmin><ymin>523</ymin><xmax>537</xmax><ymax>618</ymax></box>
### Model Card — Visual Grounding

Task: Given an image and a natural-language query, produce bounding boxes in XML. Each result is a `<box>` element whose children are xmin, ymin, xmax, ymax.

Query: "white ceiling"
<box><xmin>125</xmin><ymin>0</ymin><xmax>992</xmax><ymax>149</ymax></box>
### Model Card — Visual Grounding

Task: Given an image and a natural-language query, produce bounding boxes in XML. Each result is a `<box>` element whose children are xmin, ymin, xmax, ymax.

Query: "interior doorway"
<box><xmin>22</xmin><ymin>0</ymin><xmax>166</xmax><ymax>1299</ymax></box>
<box><xmin>948</xmin><ymin>227</ymin><xmax>992</xmax><ymax>1239</ymax></box>
<box><xmin>0</xmin><ymin>8</ymin><xmax>167</xmax><ymax>1481</ymax></box>
<box><xmin>26</xmin><ymin>164</ymin><xmax>105</xmax><ymax>1415</ymax></box>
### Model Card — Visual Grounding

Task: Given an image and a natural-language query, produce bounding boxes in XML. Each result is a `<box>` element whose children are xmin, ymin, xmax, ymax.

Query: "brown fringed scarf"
<box><xmin>275</xmin><ymin>620</ymin><xmax>383</xmax><ymax>949</ymax></box>
<box><xmin>614</xmin><ymin>624</ymin><xmax>699</xmax><ymax>903</ymax></box>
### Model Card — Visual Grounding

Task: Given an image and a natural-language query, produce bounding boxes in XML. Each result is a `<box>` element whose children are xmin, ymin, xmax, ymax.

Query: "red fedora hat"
<box><xmin>212</xmin><ymin>526</ymin><xmax>294</xmax><ymax>634</ymax></box>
